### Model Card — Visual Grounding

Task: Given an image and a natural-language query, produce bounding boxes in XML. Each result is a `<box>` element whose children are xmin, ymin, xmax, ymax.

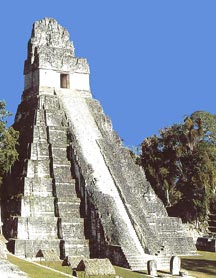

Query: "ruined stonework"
<box><xmin>2</xmin><ymin>18</ymin><xmax>196</xmax><ymax>271</ymax></box>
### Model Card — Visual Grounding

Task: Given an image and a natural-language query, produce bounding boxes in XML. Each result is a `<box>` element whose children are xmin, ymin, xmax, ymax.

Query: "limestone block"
<box><xmin>14</xmin><ymin>239</ymin><xmax>60</xmax><ymax>258</ymax></box>
<box><xmin>45</xmin><ymin>111</ymin><xmax>66</xmax><ymax>127</ymax></box>
<box><xmin>170</xmin><ymin>256</ymin><xmax>181</xmax><ymax>275</ymax></box>
<box><xmin>62</xmin><ymin>223</ymin><xmax>84</xmax><ymax>240</ymax></box>
<box><xmin>39</xmin><ymin>95</ymin><xmax>60</xmax><ymax>110</ymax></box>
<box><xmin>147</xmin><ymin>260</ymin><xmax>157</xmax><ymax>276</ymax></box>
<box><xmin>33</xmin><ymin>126</ymin><xmax>48</xmax><ymax>142</ymax></box>
<box><xmin>51</xmin><ymin>147</ymin><xmax>68</xmax><ymax>163</ymax></box>
<box><xmin>53</xmin><ymin>165</ymin><xmax>72</xmax><ymax>183</ymax></box>
<box><xmin>24</xmin><ymin>177</ymin><xmax>53</xmax><ymax>196</ymax></box>
<box><xmin>55</xmin><ymin>182</ymin><xmax>76</xmax><ymax>197</ymax></box>
<box><xmin>57</xmin><ymin>202</ymin><xmax>80</xmax><ymax>216</ymax></box>
<box><xmin>17</xmin><ymin>216</ymin><xmax>58</xmax><ymax>240</ymax></box>
<box><xmin>37</xmin><ymin>160</ymin><xmax>51</xmax><ymax>177</ymax></box>
<box><xmin>21</xmin><ymin>196</ymin><xmax>55</xmax><ymax>217</ymax></box>
<box><xmin>26</xmin><ymin>160</ymin><xmax>34</xmax><ymax>177</ymax></box>
<box><xmin>26</xmin><ymin>159</ymin><xmax>50</xmax><ymax>178</ymax></box>
<box><xmin>64</xmin><ymin>241</ymin><xmax>90</xmax><ymax>257</ymax></box>
<box><xmin>35</xmin><ymin>109</ymin><xmax>46</xmax><ymax>125</ymax></box>
<box><xmin>30</xmin><ymin>142</ymin><xmax>49</xmax><ymax>160</ymax></box>
<box><xmin>48</xmin><ymin>127</ymin><xmax>68</xmax><ymax>146</ymax></box>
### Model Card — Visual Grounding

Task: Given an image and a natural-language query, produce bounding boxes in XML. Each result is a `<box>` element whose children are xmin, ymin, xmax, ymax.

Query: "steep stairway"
<box><xmin>56</xmin><ymin>90</ymin><xmax>152</xmax><ymax>264</ymax></box>
<box><xmin>45</xmin><ymin>101</ymin><xmax>89</xmax><ymax>258</ymax></box>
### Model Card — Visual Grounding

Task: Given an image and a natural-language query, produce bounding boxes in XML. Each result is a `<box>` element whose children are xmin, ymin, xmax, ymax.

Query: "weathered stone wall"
<box><xmin>2</xmin><ymin>93</ymin><xmax>89</xmax><ymax>259</ymax></box>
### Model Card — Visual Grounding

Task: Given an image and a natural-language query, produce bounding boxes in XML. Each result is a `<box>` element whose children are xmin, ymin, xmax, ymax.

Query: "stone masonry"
<box><xmin>2</xmin><ymin>18</ymin><xmax>196</xmax><ymax>271</ymax></box>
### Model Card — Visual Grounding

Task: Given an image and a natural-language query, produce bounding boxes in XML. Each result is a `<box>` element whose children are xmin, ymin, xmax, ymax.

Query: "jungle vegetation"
<box><xmin>139</xmin><ymin>111</ymin><xmax>216</xmax><ymax>223</ymax></box>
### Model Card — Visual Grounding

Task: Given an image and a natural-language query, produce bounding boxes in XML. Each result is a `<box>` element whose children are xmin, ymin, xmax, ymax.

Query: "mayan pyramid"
<box><xmin>1</xmin><ymin>18</ymin><xmax>196</xmax><ymax>271</ymax></box>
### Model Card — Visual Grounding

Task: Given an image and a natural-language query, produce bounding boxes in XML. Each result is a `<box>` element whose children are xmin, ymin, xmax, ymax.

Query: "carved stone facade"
<box><xmin>2</xmin><ymin>18</ymin><xmax>196</xmax><ymax>271</ymax></box>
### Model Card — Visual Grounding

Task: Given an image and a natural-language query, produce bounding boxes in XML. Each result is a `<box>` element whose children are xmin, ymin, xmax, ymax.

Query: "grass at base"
<box><xmin>40</xmin><ymin>260</ymin><xmax>72</xmax><ymax>275</ymax></box>
<box><xmin>7</xmin><ymin>254</ymin><xmax>71</xmax><ymax>278</ymax></box>
<box><xmin>114</xmin><ymin>266</ymin><xmax>148</xmax><ymax>278</ymax></box>
<box><xmin>181</xmin><ymin>251</ymin><xmax>216</xmax><ymax>278</ymax></box>
<box><xmin>41</xmin><ymin>263</ymin><xmax>149</xmax><ymax>278</ymax></box>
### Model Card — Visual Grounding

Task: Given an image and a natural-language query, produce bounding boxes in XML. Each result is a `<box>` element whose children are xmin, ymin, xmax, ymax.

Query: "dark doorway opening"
<box><xmin>60</xmin><ymin>74</ymin><xmax>70</xmax><ymax>88</ymax></box>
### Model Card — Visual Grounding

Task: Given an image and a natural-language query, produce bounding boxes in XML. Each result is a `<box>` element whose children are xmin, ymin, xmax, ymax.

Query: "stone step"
<box><xmin>16</xmin><ymin>216</ymin><xmax>58</xmax><ymax>240</ymax></box>
<box><xmin>57</xmin><ymin>201</ymin><xmax>80</xmax><ymax>207</ymax></box>
<box><xmin>61</xmin><ymin>217</ymin><xmax>84</xmax><ymax>224</ymax></box>
<box><xmin>64</xmin><ymin>241</ymin><xmax>90</xmax><ymax>257</ymax></box>
<box><xmin>48</xmin><ymin>127</ymin><xmax>68</xmax><ymax>147</ymax></box>
<box><xmin>64</xmin><ymin>241</ymin><xmax>89</xmax><ymax>250</ymax></box>
<box><xmin>58</xmin><ymin>211</ymin><xmax>81</xmax><ymax>219</ymax></box>
<box><xmin>30</xmin><ymin>142</ymin><xmax>50</xmax><ymax>160</ymax></box>
<box><xmin>63</xmin><ymin>234</ymin><xmax>86</xmax><ymax>243</ymax></box>
<box><xmin>21</xmin><ymin>196</ymin><xmax>55</xmax><ymax>216</ymax></box>
<box><xmin>26</xmin><ymin>159</ymin><xmax>51</xmax><ymax>178</ymax></box>
<box><xmin>12</xmin><ymin>239</ymin><xmax>61</xmax><ymax>258</ymax></box>
<box><xmin>55</xmin><ymin>189</ymin><xmax>77</xmax><ymax>197</ymax></box>
<box><xmin>33</xmin><ymin>126</ymin><xmax>48</xmax><ymax>143</ymax></box>
<box><xmin>127</xmin><ymin>255</ymin><xmax>171</xmax><ymax>271</ymax></box>
<box><xmin>53</xmin><ymin>160</ymin><xmax>71</xmax><ymax>166</ymax></box>
<box><xmin>159</xmin><ymin>232</ymin><xmax>186</xmax><ymax>238</ymax></box>
<box><xmin>55</xmin><ymin>181</ymin><xmax>77</xmax><ymax>197</ymax></box>
<box><xmin>45</xmin><ymin>110</ymin><xmax>67</xmax><ymax>127</ymax></box>
<box><xmin>51</xmin><ymin>147</ymin><xmax>69</xmax><ymax>162</ymax></box>
<box><xmin>24</xmin><ymin>176</ymin><xmax>53</xmax><ymax>196</ymax></box>
<box><xmin>57</xmin><ymin>196</ymin><xmax>80</xmax><ymax>202</ymax></box>
<box><xmin>62</xmin><ymin>232</ymin><xmax>85</xmax><ymax>240</ymax></box>
<box><xmin>62</xmin><ymin>223</ymin><xmax>84</xmax><ymax>235</ymax></box>
<box><xmin>123</xmin><ymin>254</ymin><xmax>154</xmax><ymax>271</ymax></box>
<box><xmin>58</xmin><ymin>206</ymin><xmax>80</xmax><ymax>217</ymax></box>
<box><xmin>123</xmin><ymin>250</ymin><xmax>172</xmax><ymax>271</ymax></box>
<box><xmin>53</xmin><ymin>165</ymin><xmax>73</xmax><ymax>183</ymax></box>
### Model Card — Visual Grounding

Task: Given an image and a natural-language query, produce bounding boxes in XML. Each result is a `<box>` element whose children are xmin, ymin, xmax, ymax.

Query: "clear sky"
<box><xmin>1</xmin><ymin>1</ymin><xmax>216</xmax><ymax>147</ymax></box>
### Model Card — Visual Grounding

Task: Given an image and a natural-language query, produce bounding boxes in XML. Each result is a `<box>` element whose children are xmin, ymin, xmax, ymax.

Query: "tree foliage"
<box><xmin>140</xmin><ymin>111</ymin><xmax>216</xmax><ymax>222</ymax></box>
<box><xmin>0</xmin><ymin>101</ymin><xmax>19</xmax><ymax>186</ymax></box>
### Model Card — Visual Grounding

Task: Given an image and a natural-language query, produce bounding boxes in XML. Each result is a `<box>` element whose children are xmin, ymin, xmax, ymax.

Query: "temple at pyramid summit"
<box><xmin>1</xmin><ymin>18</ymin><xmax>196</xmax><ymax>271</ymax></box>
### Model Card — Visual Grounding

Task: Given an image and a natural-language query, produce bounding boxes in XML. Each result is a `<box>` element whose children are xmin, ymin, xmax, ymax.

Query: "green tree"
<box><xmin>140</xmin><ymin>111</ymin><xmax>216</xmax><ymax>222</ymax></box>
<box><xmin>0</xmin><ymin>101</ymin><xmax>19</xmax><ymax>186</ymax></box>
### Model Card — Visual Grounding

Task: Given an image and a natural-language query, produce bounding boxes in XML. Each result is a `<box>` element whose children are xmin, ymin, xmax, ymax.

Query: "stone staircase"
<box><xmin>148</xmin><ymin>217</ymin><xmax>196</xmax><ymax>256</ymax></box>
<box><xmin>208</xmin><ymin>214</ymin><xmax>216</xmax><ymax>234</ymax></box>
<box><xmin>121</xmin><ymin>246</ymin><xmax>172</xmax><ymax>271</ymax></box>
<box><xmin>45</xmin><ymin>99</ymin><xmax>89</xmax><ymax>258</ymax></box>
<box><xmin>121</xmin><ymin>252</ymin><xmax>153</xmax><ymax>271</ymax></box>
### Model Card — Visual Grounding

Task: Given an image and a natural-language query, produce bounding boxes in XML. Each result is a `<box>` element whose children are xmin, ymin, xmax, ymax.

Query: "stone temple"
<box><xmin>2</xmin><ymin>18</ymin><xmax>196</xmax><ymax>271</ymax></box>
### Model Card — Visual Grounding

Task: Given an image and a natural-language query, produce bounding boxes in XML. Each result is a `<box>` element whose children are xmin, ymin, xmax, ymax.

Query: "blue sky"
<box><xmin>1</xmin><ymin>1</ymin><xmax>216</xmax><ymax>147</ymax></box>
